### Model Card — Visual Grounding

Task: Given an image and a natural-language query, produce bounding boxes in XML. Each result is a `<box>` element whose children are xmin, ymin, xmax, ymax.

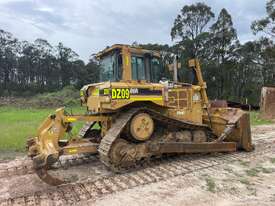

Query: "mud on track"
<box><xmin>0</xmin><ymin>125</ymin><xmax>275</xmax><ymax>206</ymax></box>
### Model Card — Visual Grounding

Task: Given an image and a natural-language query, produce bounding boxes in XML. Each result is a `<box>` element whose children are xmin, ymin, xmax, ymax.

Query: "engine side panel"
<box><xmin>84</xmin><ymin>81</ymin><xmax>203</xmax><ymax>124</ymax></box>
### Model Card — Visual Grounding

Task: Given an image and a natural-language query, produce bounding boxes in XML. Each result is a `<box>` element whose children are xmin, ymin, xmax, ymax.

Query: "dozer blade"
<box><xmin>204</xmin><ymin>107</ymin><xmax>254</xmax><ymax>152</ymax></box>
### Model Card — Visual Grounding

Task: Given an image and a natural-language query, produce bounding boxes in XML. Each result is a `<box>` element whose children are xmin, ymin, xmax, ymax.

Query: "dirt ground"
<box><xmin>0</xmin><ymin>124</ymin><xmax>275</xmax><ymax>206</ymax></box>
<box><xmin>88</xmin><ymin>149</ymin><xmax>275</xmax><ymax>206</ymax></box>
<box><xmin>85</xmin><ymin>125</ymin><xmax>275</xmax><ymax>206</ymax></box>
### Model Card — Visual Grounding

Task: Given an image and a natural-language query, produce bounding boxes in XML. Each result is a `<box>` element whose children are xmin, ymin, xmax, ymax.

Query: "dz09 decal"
<box><xmin>111</xmin><ymin>88</ymin><xmax>130</xmax><ymax>99</ymax></box>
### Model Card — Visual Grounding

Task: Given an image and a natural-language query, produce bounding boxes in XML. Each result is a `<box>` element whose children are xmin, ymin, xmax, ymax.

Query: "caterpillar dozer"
<box><xmin>27</xmin><ymin>44</ymin><xmax>253</xmax><ymax>186</ymax></box>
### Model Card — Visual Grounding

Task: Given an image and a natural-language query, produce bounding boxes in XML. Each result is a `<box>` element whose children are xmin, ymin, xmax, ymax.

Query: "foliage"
<box><xmin>169</xmin><ymin>1</ymin><xmax>275</xmax><ymax>105</ymax></box>
<box><xmin>0</xmin><ymin>86</ymin><xmax>81</xmax><ymax>108</ymax></box>
<box><xmin>0</xmin><ymin>31</ymin><xmax>100</xmax><ymax>96</ymax></box>
<box><xmin>251</xmin><ymin>0</ymin><xmax>275</xmax><ymax>38</ymax></box>
<box><xmin>171</xmin><ymin>2</ymin><xmax>214</xmax><ymax>58</ymax></box>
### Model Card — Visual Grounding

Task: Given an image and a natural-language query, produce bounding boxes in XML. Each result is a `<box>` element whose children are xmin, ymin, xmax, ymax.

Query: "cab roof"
<box><xmin>96</xmin><ymin>44</ymin><xmax>161</xmax><ymax>59</ymax></box>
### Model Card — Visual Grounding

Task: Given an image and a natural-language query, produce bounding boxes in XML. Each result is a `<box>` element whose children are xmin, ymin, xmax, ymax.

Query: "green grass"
<box><xmin>270</xmin><ymin>158</ymin><xmax>275</xmax><ymax>164</ymax></box>
<box><xmin>239</xmin><ymin>160</ymin><xmax>250</xmax><ymax>167</ymax></box>
<box><xmin>205</xmin><ymin>177</ymin><xmax>216</xmax><ymax>193</ymax></box>
<box><xmin>261</xmin><ymin>167</ymin><xmax>273</xmax><ymax>174</ymax></box>
<box><xmin>245</xmin><ymin>168</ymin><xmax>260</xmax><ymax>177</ymax></box>
<box><xmin>239</xmin><ymin>177</ymin><xmax>250</xmax><ymax>185</ymax></box>
<box><xmin>250</xmin><ymin>111</ymin><xmax>273</xmax><ymax>126</ymax></box>
<box><xmin>0</xmin><ymin>106</ymin><xmax>86</xmax><ymax>152</ymax></box>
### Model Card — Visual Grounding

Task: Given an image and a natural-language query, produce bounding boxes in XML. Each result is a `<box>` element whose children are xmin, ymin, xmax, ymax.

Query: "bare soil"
<box><xmin>0</xmin><ymin>124</ymin><xmax>275</xmax><ymax>206</ymax></box>
<box><xmin>88</xmin><ymin>149</ymin><xmax>275</xmax><ymax>206</ymax></box>
<box><xmin>84</xmin><ymin>125</ymin><xmax>275</xmax><ymax>206</ymax></box>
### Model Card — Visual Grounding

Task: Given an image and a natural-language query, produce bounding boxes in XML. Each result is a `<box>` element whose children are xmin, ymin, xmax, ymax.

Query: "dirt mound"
<box><xmin>0</xmin><ymin>86</ymin><xmax>79</xmax><ymax>108</ymax></box>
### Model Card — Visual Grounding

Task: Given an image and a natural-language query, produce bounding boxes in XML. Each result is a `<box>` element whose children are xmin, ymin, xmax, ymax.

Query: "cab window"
<box><xmin>117</xmin><ymin>54</ymin><xmax>123</xmax><ymax>80</ymax></box>
<box><xmin>99</xmin><ymin>50</ymin><xmax>122</xmax><ymax>82</ymax></box>
<box><xmin>99</xmin><ymin>54</ymin><xmax>115</xmax><ymax>82</ymax></box>
<box><xmin>131</xmin><ymin>56</ymin><xmax>145</xmax><ymax>80</ymax></box>
<box><xmin>150</xmin><ymin>58</ymin><xmax>161</xmax><ymax>83</ymax></box>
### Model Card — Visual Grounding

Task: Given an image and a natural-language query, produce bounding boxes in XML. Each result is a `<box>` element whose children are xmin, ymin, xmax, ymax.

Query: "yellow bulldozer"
<box><xmin>27</xmin><ymin>44</ymin><xmax>253</xmax><ymax>186</ymax></box>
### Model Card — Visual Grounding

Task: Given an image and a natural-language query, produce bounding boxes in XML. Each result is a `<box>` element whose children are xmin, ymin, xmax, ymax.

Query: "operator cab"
<box><xmin>97</xmin><ymin>45</ymin><xmax>163</xmax><ymax>83</ymax></box>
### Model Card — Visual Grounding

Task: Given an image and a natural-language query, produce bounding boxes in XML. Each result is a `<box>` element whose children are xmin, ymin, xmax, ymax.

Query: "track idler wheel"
<box><xmin>130</xmin><ymin>113</ymin><xmax>154</xmax><ymax>142</ymax></box>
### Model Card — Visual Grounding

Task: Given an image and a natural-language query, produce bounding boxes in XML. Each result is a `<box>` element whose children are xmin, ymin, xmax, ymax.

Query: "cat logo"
<box><xmin>111</xmin><ymin>88</ymin><xmax>130</xmax><ymax>99</ymax></box>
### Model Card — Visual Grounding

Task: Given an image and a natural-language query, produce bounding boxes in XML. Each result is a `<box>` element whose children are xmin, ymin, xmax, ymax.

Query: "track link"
<box><xmin>0</xmin><ymin>155</ymin><xmax>98</xmax><ymax>180</ymax></box>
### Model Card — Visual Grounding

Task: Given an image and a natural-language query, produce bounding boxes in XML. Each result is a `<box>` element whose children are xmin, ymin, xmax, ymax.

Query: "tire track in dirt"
<box><xmin>0</xmin><ymin>138</ymin><xmax>274</xmax><ymax>206</ymax></box>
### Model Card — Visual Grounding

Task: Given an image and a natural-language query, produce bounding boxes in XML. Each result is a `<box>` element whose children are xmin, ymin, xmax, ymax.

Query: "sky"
<box><xmin>0</xmin><ymin>0</ymin><xmax>267</xmax><ymax>62</ymax></box>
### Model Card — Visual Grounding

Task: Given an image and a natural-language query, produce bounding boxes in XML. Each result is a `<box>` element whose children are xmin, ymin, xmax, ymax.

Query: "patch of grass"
<box><xmin>250</xmin><ymin>111</ymin><xmax>273</xmax><ymax>126</ymax></box>
<box><xmin>261</xmin><ymin>167</ymin><xmax>273</xmax><ymax>174</ymax></box>
<box><xmin>270</xmin><ymin>158</ymin><xmax>275</xmax><ymax>164</ymax></box>
<box><xmin>239</xmin><ymin>160</ymin><xmax>250</xmax><ymax>167</ymax></box>
<box><xmin>0</xmin><ymin>106</ymin><xmax>86</xmax><ymax>152</ymax></box>
<box><xmin>205</xmin><ymin>177</ymin><xmax>216</xmax><ymax>193</ymax></box>
<box><xmin>245</xmin><ymin>168</ymin><xmax>260</xmax><ymax>177</ymax></box>
<box><xmin>239</xmin><ymin>177</ymin><xmax>250</xmax><ymax>185</ymax></box>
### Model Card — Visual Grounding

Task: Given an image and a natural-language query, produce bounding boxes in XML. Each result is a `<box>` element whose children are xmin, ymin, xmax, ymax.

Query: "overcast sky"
<box><xmin>0</xmin><ymin>0</ymin><xmax>267</xmax><ymax>61</ymax></box>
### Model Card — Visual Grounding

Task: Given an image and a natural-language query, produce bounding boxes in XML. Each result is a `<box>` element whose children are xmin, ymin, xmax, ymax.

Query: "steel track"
<box><xmin>0</xmin><ymin>138</ymin><xmax>274</xmax><ymax>206</ymax></box>
<box><xmin>0</xmin><ymin>155</ymin><xmax>98</xmax><ymax>180</ymax></box>
<box><xmin>99</xmin><ymin>107</ymin><xmax>215</xmax><ymax>171</ymax></box>
<box><xmin>0</xmin><ymin>134</ymin><xmax>273</xmax><ymax>180</ymax></box>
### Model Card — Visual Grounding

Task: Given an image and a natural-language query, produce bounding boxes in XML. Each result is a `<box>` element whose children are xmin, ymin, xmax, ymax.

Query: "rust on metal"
<box><xmin>35</xmin><ymin>168</ymin><xmax>66</xmax><ymax>186</ymax></box>
<box><xmin>156</xmin><ymin>142</ymin><xmax>236</xmax><ymax>153</ymax></box>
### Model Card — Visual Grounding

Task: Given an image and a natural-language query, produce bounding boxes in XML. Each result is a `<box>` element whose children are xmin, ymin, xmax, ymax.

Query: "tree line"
<box><xmin>0</xmin><ymin>33</ymin><xmax>99</xmax><ymax>96</ymax></box>
<box><xmin>142</xmin><ymin>0</ymin><xmax>275</xmax><ymax>105</ymax></box>
<box><xmin>0</xmin><ymin>0</ymin><xmax>274</xmax><ymax>105</ymax></box>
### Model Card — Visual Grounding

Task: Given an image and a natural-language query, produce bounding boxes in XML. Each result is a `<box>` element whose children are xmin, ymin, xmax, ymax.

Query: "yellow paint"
<box><xmin>103</xmin><ymin>88</ymin><xmax>110</xmax><ymax>95</ymax></box>
<box><xmin>125</xmin><ymin>56</ymin><xmax>129</xmax><ymax>66</ymax></box>
<box><xmin>68</xmin><ymin>149</ymin><xmax>78</xmax><ymax>154</ymax></box>
<box><xmin>67</xmin><ymin>117</ymin><xmax>77</xmax><ymax>122</ymax></box>
<box><xmin>92</xmin><ymin>88</ymin><xmax>99</xmax><ymax>96</ymax></box>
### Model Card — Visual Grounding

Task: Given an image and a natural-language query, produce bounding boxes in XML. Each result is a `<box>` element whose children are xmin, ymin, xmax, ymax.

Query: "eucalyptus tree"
<box><xmin>171</xmin><ymin>2</ymin><xmax>215</xmax><ymax>58</ymax></box>
<box><xmin>208</xmin><ymin>8</ymin><xmax>239</xmax><ymax>98</ymax></box>
<box><xmin>251</xmin><ymin>0</ymin><xmax>275</xmax><ymax>38</ymax></box>
<box><xmin>55</xmin><ymin>42</ymin><xmax>79</xmax><ymax>88</ymax></box>
<box><xmin>0</xmin><ymin>29</ymin><xmax>19</xmax><ymax>94</ymax></box>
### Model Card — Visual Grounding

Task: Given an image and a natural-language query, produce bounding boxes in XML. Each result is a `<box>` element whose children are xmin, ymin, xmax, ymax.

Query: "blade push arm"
<box><xmin>27</xmin><ymin>108</ymin><xmax>109</xmax><ymax>169</ymax></box>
